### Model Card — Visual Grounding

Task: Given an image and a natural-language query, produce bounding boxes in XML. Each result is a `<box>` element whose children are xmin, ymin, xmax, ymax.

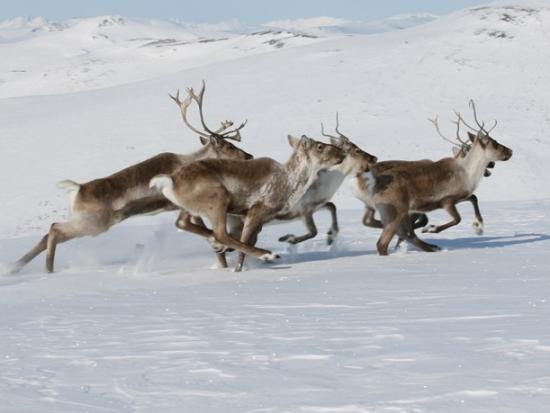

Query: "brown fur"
<box><xmin>371</xmin><ymin>133</ymin><xmax>512</xmax><ymax>255</ymax></box>
<box><xmin>153</xmin><ymin>136</ymin><xmax>345</xmax><ymax>271</ymax></box>
<box><xmin>11</xmin><ymin>140</ymin><xmax>252</xmax><ymax>274</ymax></box>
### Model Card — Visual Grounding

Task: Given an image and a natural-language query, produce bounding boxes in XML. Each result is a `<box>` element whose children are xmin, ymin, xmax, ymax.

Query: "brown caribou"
<box><xmin>357</xmin><ymin>100</ymin><xmax>512</xmax><ymax>255</ymax></box>
<box><xmin>150</xmin><ymin>135</ymin><xmax>346</xmax><ymax>271</ymax></box>
<box><xmin>10</xmin><ymin>82</ymin><xmax>252</xmax><ymax>273</ymax></box>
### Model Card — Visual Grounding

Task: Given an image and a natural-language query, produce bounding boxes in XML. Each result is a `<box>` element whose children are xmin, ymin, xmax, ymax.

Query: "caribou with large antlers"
<box><xmin>11</xmin><ymin>82</ymin><xmax>252</xmax><ymax>273</ymax></box>
<box><xmin>150</xmin><ymin>135</ymin><xmax>346</xmax><ymax>272</ymax></box>
<box><xmin>359</xmin><ymin>100</ymin><xmax>512</xmax><ymax>255</ymax></box>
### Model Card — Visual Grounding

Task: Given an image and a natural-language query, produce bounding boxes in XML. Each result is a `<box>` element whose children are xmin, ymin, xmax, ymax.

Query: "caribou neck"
<box><xmin>177</xmin><ymin>144</ymin><xmax>214</xmax><ymax>163</ymax></box>
<box><xmin>334</xmin><ymin>155</ymin><xmax>356</xmax><ymax>176</ymax></box>
<box><xmin>457</xmin><ymin>143</ymin><xmax>491</xmax><ymax>192</ymax></box>
<box><xmin>281</xmin><ymin>151</ymin><xmax>321</xmax><ymax>209</ymax></box>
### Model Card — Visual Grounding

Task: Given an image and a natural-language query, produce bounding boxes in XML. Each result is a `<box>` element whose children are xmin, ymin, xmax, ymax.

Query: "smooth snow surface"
<box><xmin>1</xmin><ymin>1</ymin><xmax>550</xmax><ymax>412</ymax></box>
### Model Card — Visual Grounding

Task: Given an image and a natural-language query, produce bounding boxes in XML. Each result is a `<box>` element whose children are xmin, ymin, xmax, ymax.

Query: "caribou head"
<box><xmin>321</xmin><ymin>112</ymin><xmax>378</xmax><ymax>174</ymax></box>
<box><xmin>429</xmin><ymin>99</ymin><xmax>512</xmax><ymax>175</ymax></box>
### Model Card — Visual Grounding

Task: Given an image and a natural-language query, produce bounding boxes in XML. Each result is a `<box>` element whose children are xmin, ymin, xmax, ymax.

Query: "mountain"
<box><xmin>264</xmin><ymin>14</ymin><xmax>438</xmax><ymax>35</ymax></box>
<box><xmin>0</xmin><ymin>15</ymin><xmax>329</xmax><ymax>98</ymax></box>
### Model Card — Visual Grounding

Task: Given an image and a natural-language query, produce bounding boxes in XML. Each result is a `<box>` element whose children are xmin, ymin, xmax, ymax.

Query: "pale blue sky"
<box><xmin>1</xmin><ymin>0</ymin><xmax>490</xmax><ymax>23</ymax></box>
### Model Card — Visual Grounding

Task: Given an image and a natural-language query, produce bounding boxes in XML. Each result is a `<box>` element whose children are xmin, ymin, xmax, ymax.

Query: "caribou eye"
<box><xmin>317</xmin><ymin>144</ymin><xmax>324</xmax><ymax>151</ymax></box>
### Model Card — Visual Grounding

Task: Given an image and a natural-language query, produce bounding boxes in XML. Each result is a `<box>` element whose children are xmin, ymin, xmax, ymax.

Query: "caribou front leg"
<box><xmin>422</xmin><ymin>201</ymin><xmax>462</xmax><ymax>234</ymax></box>
<box><xmin>279</xmin><ymin>212</ymin><xmax>318</xmax><ymax>245</ymax></box>
<box><xmin>324</xmin><ymin>202</ymin><xmax>339</xmax><ymax>245</ymax></box>
<box><xmin>467</xmin><ymin>194</ymin><xmax>484</xmax><ymax>235</ymax></box>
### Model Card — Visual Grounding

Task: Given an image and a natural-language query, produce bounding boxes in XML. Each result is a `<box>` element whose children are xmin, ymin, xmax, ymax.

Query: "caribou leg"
<box><xmin>422</xmin><ymin>201</ymin><xmax>462</xmax><ymax>234</ymax></box>
<box><xmin>9</xmin><ymin>235</ymin><xmax>49</xmax><ymax>274</ymax></box>
<box><xmin>324</xmin><ymin>202</ymin><xmax>339</xmax><ymax>245</ymax></box>
<box><xmin>468</xmin><ymin>194</ymin><xmax>484</xmax><ymax>235</ymax></box>
<box><xmin>362</xmin><ymin>206</ymin><xmax>383</xmax><ymax>228</ymax></box>
<box><xmin>279</xmin><ymin>212</ymin><xmax>318</xmax><ymax>245</ymax></box>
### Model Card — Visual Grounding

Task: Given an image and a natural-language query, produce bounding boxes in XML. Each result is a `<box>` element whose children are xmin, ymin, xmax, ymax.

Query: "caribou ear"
<box><xmin>287</xmin><ymin>134</ymin><xmax>300</xmax><ymax>149</ymax></box>
<box><xmin>452</xmin><ymin>147</ymin><xmax>461</xmax><ymax>157</ymax></box>
<box><xmin>300</xmin><ymin>135</ymin><xmax>313</xmax><ymax>149</ymax></box>
<box><xmin>209</xmin><ymin>136</ymin><xmax>220</xmax><ymax>148</ymax></box>
<box><xmin>200</xmin><ymin>136</ymin><xmax>208</xmax><ymax>146</ymax></box>
<box><xmin>467</xmin><ymin>132</ymin><xmax>476</xmax><ymax>142</ymax></box>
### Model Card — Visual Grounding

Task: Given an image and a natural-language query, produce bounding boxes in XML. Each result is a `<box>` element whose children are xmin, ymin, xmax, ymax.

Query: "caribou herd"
<box><xmin>11</xmin><ymin>81</ymin><xmax>512</xmax><ymax>273</ymax></box>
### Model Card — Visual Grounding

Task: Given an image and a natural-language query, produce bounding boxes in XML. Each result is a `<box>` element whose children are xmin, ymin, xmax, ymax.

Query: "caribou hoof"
<box><xmin>422</xmin><ymin>225</ymin><xmax>438</xmax><ymax>234</ymax></box>
<box><xmin>473</xmin><ymin>221</ymin><xmax>484</xmax><ymax>236</ymax></box>
<box><xmin>327</xmin><ymin>229</ymin><xmax>338</xmax><ymax>246</ymax></box>
<box><xmin>260</xmin><ymin>253</ymin><xmax>280</xmax><ymax>262</ymax></box>
<box><xmin>279</xmin><ymin>234</ymin><xmax>297</xmax><ymax>244</ymax></box>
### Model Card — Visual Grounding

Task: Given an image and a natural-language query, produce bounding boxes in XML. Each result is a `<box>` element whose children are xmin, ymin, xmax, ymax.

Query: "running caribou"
<box><xmin>356</xmin><ymin>100</ymin><xmax>512</xmax><ymax>255</ymax></box>
<box><xmin>150</xmin><ymin>135</ymin><xmax>346</xmax><ymax>272</ymax></box>
<box><xmin>11</xmin><ymin>81</ymin><xmax>252</xmax><ymax>273</ymax></box>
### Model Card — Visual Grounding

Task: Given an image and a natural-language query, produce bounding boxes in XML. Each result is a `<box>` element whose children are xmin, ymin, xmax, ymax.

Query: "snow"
<box><xmin>1</xmin><ymin>201</ymin><xmax>550</xmax><ymax>412</ymax></box>
<box><xmin>1</xmin><ymin>1</ymin><xmax>550</xmax><ymax>411</ymax></box>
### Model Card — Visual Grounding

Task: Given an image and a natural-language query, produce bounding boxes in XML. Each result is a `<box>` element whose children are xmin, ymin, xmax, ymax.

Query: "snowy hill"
<box><xmin>0</xmin><ymin>15</ymin><xmax>328</xmax><ymax>97</ymax></box>
<box><xmin>1</xmin><ymin>1</ymin><xmax>550</xmax><ymax>237</ymax></box>
<box><xmin>1</xmin><ymin>2</ymin><xmax>550</xmax><ymax>412</ymax></box>
<box><xmin>0</xmin><ymin>13</ymin><xmax>439</xmax><ymax>98</ymax></box>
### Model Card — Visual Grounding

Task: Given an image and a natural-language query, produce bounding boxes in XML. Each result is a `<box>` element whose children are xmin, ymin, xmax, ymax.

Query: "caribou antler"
<box><xmin>321</xmin><ymin>112</ymin><xmax>350</xmax><ymax>142</ymax></box>
<box><xmin>428</xmin><ymin>115</ymin><xmax>463</xmax><ymax>148</ymax></box>
<box><xmin>169</xmin><ymin>89</ymin><xmax>210</xmax><ymax>138</ymax></box>
<box><xmin>186</xmin><ymin>80</ymin><xmax>247</xmax><ymax>142</ymax></box>
<box><xmin>450</xmin><ymin>111</ymin><xmax>471</xmax><ymax>146</ymax></box>
<box><xmin>469</xmin><ymin>99</ymin><xmax>497</xmax><ymax>135</ymax></box>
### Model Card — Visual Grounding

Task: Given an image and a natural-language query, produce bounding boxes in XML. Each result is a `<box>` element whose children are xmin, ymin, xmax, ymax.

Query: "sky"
<box><xmin>1</xmin><ymin>0</ymin><xmax>492</xmax><ymax>23</ymax></box>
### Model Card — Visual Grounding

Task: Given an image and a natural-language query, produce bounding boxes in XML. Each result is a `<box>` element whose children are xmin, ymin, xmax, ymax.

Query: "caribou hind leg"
<box><xmin>234</xmin><ymin>224</ymin><xmax>263</xmax><ymax>272</ymax></box>
<box><xmin>395</xmin><ymin>213</ymin><xmax>429</xmax><ymax>250</ymax></box>
<box><xmin>175</xmin><ymin>212</ymin><xmax>230</xmax><ymax>269</ymax></box>
<box><xmin>12</xmin><ymin>211</ymin><xmax>112</xmax><ymax>274</ymax></box>
<box><xmin>45</xmin><ymin>216</ymin><xmax>111</xmax><ymax>273</ymax></box>
<box><xmin>362</xmin><ymin>206</ymin><xmax>383</xmax><ymax>229</ymax></box>
<box><xmin>10</xmin><ymin>235</ymin><xmax>49</xmax><ymax>274</ymax></box>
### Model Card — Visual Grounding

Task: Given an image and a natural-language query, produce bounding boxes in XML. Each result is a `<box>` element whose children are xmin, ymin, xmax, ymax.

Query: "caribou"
<box><xmin>273</xmin><ymin>114</ymin><xmax>378</xmax><ymax>246</ymax></box>
<box><xmin>353</xmin><ymin>106</ymin><xmax>499</xmax><ymax>246</ymax></box>
<box><xmin>10</xmin><ymin>82</ymin><xmax>252</xmax><ymax>273</ymax></box>
<box><xmin>216</xmin><ymin>116</ymin><xmax>378</xmax><ymax>271</ymax></box>
<box><xmin>359</xmin><ymin>100</ymin><xmax>512</xmax><ymax>255</ymax></box>
<box><xmin>150</xmin><ymin>135</ymin><xmax>346</xmax><ymax>272</ymax></box>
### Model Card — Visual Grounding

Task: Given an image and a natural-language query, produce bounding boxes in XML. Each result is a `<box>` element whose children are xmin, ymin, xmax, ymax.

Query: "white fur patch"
<box><xmin>149</xmin><ymin>175</ymin><xmax>180</xmax><ymax>207</ymax></box>
<box><xmin>57</xmin><ymin>179</ymin><xmax>80</xmax><ymax>213</ymax></box>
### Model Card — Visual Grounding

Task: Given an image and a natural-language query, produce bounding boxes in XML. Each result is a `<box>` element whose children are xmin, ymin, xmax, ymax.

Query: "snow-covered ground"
<box><xmin>1</xmin><ymin>1</ymin><xmax>550</xmax><ymax>411</ymax></box>
<box><xmin>1</xmin><ymin>201</ymin><xmax>550</xmax><ymax>412</ymax></box>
